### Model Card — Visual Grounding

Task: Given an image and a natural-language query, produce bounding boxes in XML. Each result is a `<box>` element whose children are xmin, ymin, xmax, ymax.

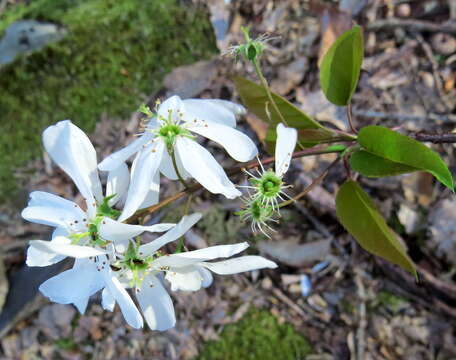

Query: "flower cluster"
<box><xmin>237</xmin><ymin>123</ymin><xmax>298</xmax><ymax>236</ymax></box>
<box><xmin>23</xmin><ymin>97</ymin><xmax>279</xmax><ymax>330</ymax></box>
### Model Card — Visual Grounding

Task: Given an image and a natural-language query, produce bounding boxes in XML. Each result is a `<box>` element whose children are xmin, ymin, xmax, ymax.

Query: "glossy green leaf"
<box><xmin>336</xmin><ymin>180</ymin><xmax>417</xmax><ymax>277</ymax></box>
<box><xmin>358</xmin><ymin>126</ymin><xmax>454</xmax><ymax>190</ymax></box>
<box><xmin>350</xmin><ymin>150</ymin><xmax>419</xmax><ymax>177</ymax></box>
<box><xmin>234</xmin><ymin>76</ymin><xmax>323</xmax><ymax>130</ymax></box>
<box><xmin>319</xmin><ymin>25</ymin><xmax>364</xmax><ymax>106</ymax></box>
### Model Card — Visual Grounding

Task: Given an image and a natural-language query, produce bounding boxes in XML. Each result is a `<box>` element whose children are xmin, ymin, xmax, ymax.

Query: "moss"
<box><xmin>196</xmin><ymin>309</ymin><xmax>313</xmax><ymax>360</ymax></box>
<box><xmin>371</xmin><ymin>291</ymin><xmax>408</xmax><ymax>314</ymax></box>
<box><xmin>0</xmin><ymin>0</ymin><xmax>216</xmax><ymax>204</ymax></box>
<box><xmin>196</xmin><ymin>206</ymin><xmax>244</xmax><ymax>245</ymax></box>
<box><xmin>54</xmin><ymin>338</ymin><xmax>77</xmax><ymax>351</ymax></box>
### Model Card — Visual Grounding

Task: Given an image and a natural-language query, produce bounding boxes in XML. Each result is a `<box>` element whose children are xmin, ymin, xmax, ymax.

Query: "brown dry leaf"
<box><xmin>428</xmin><ymin>199</ymin><xmax>456</xmax><ymax>265</ymax></box>
<box><xmin>163</xmin><ymin>60</ymin><xmax>218</xmax><ymax>99</ymax></box>
<box><xmin>245</xmin><ymin>113</ymin><xmax>268</xmax><ymax>143</ymax></box>
<box><xmin>270</xmin><ymin>58</ymin><xmax>308</xmax><ymax>95</ymax></box>
<box><xmin>317</xmin><ymin>6</ymin><xmax>353</xmax><ymax>66</ymax></box>
<box><xmin>401</xmin><ymin>172</ymin><xmax>435</xmax><ymax>207</ymax></box>
<box><xmin>258</xmin><ymin>239</ymin><xmax>331</xmax><ymax>267</ymax></box>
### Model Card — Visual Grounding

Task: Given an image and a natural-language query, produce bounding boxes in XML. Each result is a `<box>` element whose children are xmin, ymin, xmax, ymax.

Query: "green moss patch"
<box><xmin>0</xmin><ymin>0</ymin><xmax>216</xmax><ymax>204</ymax></box>
<box><xmin>197</xmin><ymin>309</ymin><xmax>313</xmax><ymax>360</ymax></box>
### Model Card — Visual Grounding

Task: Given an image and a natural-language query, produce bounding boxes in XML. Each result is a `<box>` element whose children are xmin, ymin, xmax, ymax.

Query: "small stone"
<box><xmin>36</xmin><ymin>304</ymin><xmax>76</xmax><ymax>340</ymax></box>
<box><xmin>261</xmin><ymin>277</ymin><xmax>272</xmax><ymax>290</ymax></box>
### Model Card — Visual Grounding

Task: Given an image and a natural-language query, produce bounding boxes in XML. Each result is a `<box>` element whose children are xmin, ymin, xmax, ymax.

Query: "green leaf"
<box><xmin>298</xmin><ymin>128</ymin><xmax>345</xmax><ymax>142</ymax></box>
<box><xmin>234</xmin><ymin>76</ymin><xmax>345</xmax><ymax>150</ymax></box>
<box><xmin>350</xmin><ymin>150</ymin><xmax>419</xmax><ymax>177</ymax></box>
<box><xmin>358</xmin><ymin>126</ymin><xmax>454</xmax><ymax>190</ymax></box>
<box><xmin>234</xmin><ymin>76</ymin><xmax>323</xmax><ymax>130</ymax></box>
<box><xmin>336</xmin><ymin>180</ymin><xmax>417</xmax><ymax>277</ymax></box>
<box><xmin>319</xmin><ymin>25</ymin><xmax>364</xmax><ymax>106</ymax></box>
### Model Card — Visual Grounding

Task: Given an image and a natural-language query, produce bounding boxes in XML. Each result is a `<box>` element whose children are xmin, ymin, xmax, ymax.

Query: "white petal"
<box><xmin>157</xmin><ymin>95</ymin><xmax>184</xmax><ymax>121</ymax></box>
<box><xmin>182</xmin><ymin>99</ymin><xmax>244</xmax><ymax>127</ymax></box>
<box><xmin>206</xmin><ymin>99</ymin><xmax>246</xmax><ymax>116</ymax></box>
<box><xmin>29</xmin><ymin>238</ymin><xmax>106</xmax><ymax>258</ymax></box>
<box><xmin>139</xmin><ymin>213</ymin><xmax>202</xmax><ymax>255</ymax></box>
<box><xmin>26</xmin><ymin>236</ymin><xmax>69</xmax><ymax>267</ymax></box>
<box><xmin>99</xmin><ymin>217</ymin><xmax>175</xmax><ymax>243</ymax></box>
<box><xmin>43</xmin><ymin>120</ymin><xmax>103</xmax><ymax>214</ymax></box>
<box><xmin>102</xmin><ymin>288</ymin><xmax>115</xmax><ymax>312</ymax></box>
<box><xmin>202</xmin><ymin>256</ymin><xmax>278</xmax><ymax>275</ymax></box>
<box><xmin>21</xmin><ymin>206</ymin><xmax>81</xmax><ymax>231</ymax></box>
<box><xmin>176</xmin><ymin>242</ymin><xmax>249</xmax><ymax>260</ymax></box>
<box><xmin>21</xmin><ymin>192</ymin><xmax>85</xmax><ymax>230</ymax></box>
<box><xmin>106</xmin><ymin>162</ymin><xmax>130</xmax><ymax>206</ymax></box>
<box><xmin>118</xmin><ymin>141</ymin><xmax>165</xmax><ymax>222</ymax></box>
<box><xmin>101</xmin><ymin>270</ymin><xmax>144</xmax><ymax>329</ymax></box>
<box><xmin>159</xmin><ymin>147</ymin><xmax>190</xmax><ymax>180</ymax></box>
<box><xmin>175</xmin><ymin>137</ymin><xmax>241</xmax><ymax>199</ymax></box>
<box><xmin>137</xmin><ymin>275</ymin><xmax>176</xmax><ymax>331</ymax></box>
<box><xmin>74</xmin><ymin>297</ymin><xmax>89</xmax><ymax>314</ymax></box>
<box><xmin>153</xmin><ymin>255</ymin><xmax>207</xmax><ymax>268</ymax></box>
<box><xmin>27</xmin><ymin>191</ymin><xmax>86</xmax><ymax>218</ymax></box>
<box><xmin>39</xmin><ymin>260</ymin><xmax>104</xmax><ymax>306</ymax></box>
<box><xmin>275</xmin><ymin>123</ymin><xmax>297</xmax><ymax>177</ymax></box>
<box><xmin>139</xmin><ymin>171</ymin><xmax>160</xmax><ymax>209</ymax></box>
<box><xmin>165</xmin><ymin>266</ymin><xmax>203</xmax><ymax>292</ymax></box>
<box><xmin>198</xmin><ymin>267</ymin><xmax>213</xmax><ymax>288</ymax></box>
<box><xmin>188</xmin><ymin>123</ymin><xmax>257</xmax><ymax>162</ymax></box>
<box><xmin>52</xmin><ymin>227</ymin><xmax>69</xmax><ymax>238</ymax></box>
<box><xmin>98</xmin><ymin>132</ymin><xmax>153</xmax><ymax>171</ymax></box>
<box><xmin>152</xmin><ymin>242</ymin><xmax>249</xmax><ymax>269</ymax></box>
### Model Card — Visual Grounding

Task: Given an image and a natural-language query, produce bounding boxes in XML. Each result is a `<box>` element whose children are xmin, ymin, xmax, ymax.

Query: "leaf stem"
<box><xmin>347</xmin><ymin>103</ymin><xmax>357</xmax><ymax>134</ymax></box>
<box><xmin>252</xmin><ymin>59</ymin><xmax>307</xmax><ymax>150</ymax></box>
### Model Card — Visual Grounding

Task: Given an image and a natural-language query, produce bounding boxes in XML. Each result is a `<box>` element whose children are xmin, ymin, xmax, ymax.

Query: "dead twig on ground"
<box><xmin>367</xmin><ymin>19</ymin><xmax>456</xmax><ymax>35</ymax></box>
<box><xmin>353</xmin><ymin>109</ymin><xmax>456</xmax><ymax>124</ymax></box>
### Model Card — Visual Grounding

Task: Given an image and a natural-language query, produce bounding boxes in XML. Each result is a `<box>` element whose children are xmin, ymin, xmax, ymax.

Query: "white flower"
<box><xmin>152</xmin><ymin>242</ymin><xmax>278</xmax><ymax>292</ymax></box>
<box><xmin>248</xmin><ymin>123</ymin><xmax>297</xmax><ymax>208</ymax></box>
<box><xmin>39</xmin><ymin>255</ymin><xmax>144</xmax><ymax>329</ymax></box>
<box><xmin>22</xmin><ymin>120</ymin><xmax>175</xmax><ymax>321</ymax></box>
<box><xmin>98</xmin><ymin>96</ymin><xmax>258</xmax><ymax>221</ymax></box>
<box><xmin>107</xmin><ymin>213</ymin><xmax>277</xmax><ymax>331</ymax></box>
<box><xmin>103</xmin><ymin>214</ymin><xmax>202</xmax><ymax>330</ymax></box>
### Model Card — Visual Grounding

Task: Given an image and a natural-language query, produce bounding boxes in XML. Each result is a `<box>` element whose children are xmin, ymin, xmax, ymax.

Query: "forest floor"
<box><xmin>0</xmin><ymin>0</ymin><xmax>456</xmax><ymax>359</ymax></box>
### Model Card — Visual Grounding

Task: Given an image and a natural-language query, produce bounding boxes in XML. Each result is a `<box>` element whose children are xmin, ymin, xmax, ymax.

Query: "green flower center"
<box><xmin>116</xmin><ymin>241</ymin><xmax>159</xmax><ymax>287</ymax></box>
<box><xmin>255</xmin><ymin>171</ymin><xmax>282</xmax><ymax>198</ymax></box>
<box><xmin>158</xmin><ymin>124</ymin><xmax>190</xmax><ymax>150</ymax></box>
<box><xmin>69</xmin><ymin>194</ymin><xmax>120</xmax><ymax>248</ymax></box>
<box><xmin>250</xmin><ymin>199</ymin><xmax>273</xmax><ymax>221</ymax></box>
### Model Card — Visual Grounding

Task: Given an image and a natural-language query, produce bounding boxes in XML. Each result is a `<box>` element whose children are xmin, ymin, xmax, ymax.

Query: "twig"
<box><xmin>355</xmin><ymin>270</ymin><xmax>367</xmax><ymax>360</ymax></box>
<box><xmin>352</xmin><ymin>109</ymin><xmax>456</xmax><ymax>124</ymax></box>
<box><xmin>412</xmin><ymin>132</ymin><xmax>456</xmax><ymax>143</ymax></box>
<box><xmin>414</xmin><ymin>33</ymin><xmax>451</xmax><ymax>112</ymax></box>
<box><xmin>279</xmin><ymin>156</ymin><xmax>342</xmax><ymax>208</ymax></box>
<box><xmin>271</xmin><ymin>287</ymin><xmax>308</xmax><ymax>318</ymax></box>
<box><xmin>367</xmin><ymin>19</ymin><xmax>456</xmax><ymax>35</ymax></box>
<box><xmin>343</xmin><ymin>156</ymin><xmax>352</xmax><ymax>179</ymax></box>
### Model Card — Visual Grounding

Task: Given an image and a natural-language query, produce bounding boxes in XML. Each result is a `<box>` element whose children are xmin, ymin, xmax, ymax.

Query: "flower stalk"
<box><xmin>170</xmin><ymin>149</ymin><xmax>189</xmax><ymax>189</ymax></box>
